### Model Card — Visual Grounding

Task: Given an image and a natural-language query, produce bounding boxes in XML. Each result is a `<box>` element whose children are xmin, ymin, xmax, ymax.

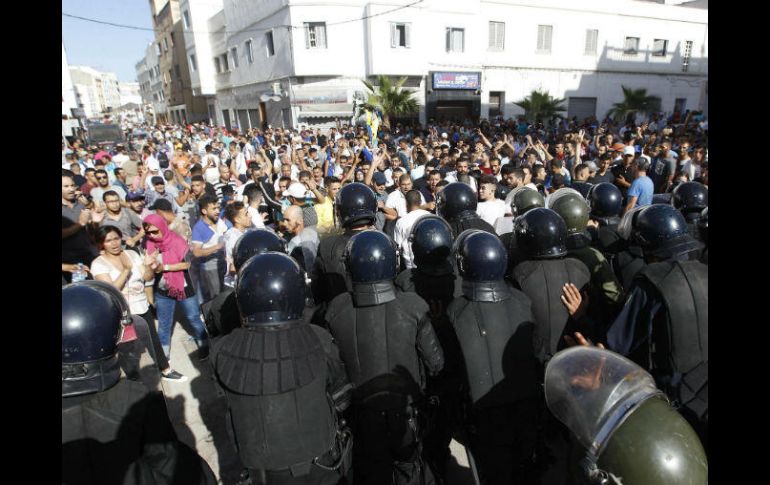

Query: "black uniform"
<box><xmin>449</xmin><ymin>280</ymin><xmax>540</xmax><ymax>485</ymax></box>
<box><xmin>607</xmin><ymin>259</ymin><xmax>708</xmax><ymax>448</ymax></box>
<box><xmin>213</xmin><ymin>253</ymin><xmax>353</xmax><ymax>485</ymax></box>
<box><xmin>310</xmin><ymin>230</ymin><xmax>357</xmax><ymax>308</ymax></box>
<box><xmin>325</xmin><ymin>284</ymin><xmax>444</xmax><ymax>485</ymax></box>
<box><xmin>447</xmin><ymin>213</ymin><xmax>496</xmax><ymax>239</ymax></box>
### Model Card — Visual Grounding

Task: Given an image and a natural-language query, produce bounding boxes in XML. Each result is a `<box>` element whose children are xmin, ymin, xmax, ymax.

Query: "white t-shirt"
<box><xmin>393</xmin><ymin>209</ymin><xmax>431</xmax><ymax>269</ymax></box>
<box><xmin>202</xmin><ymin>154</ymin><xmax>221</xmax><ymax>184</ymax></box>
<box><xmin>222</xmin><ymin>227</ymin><xmax>245</xmax><ymax>287</ymax></box>
<box><xmin>444</xmin><ymin>173</ymin><xmax>478</xmax><ymax>192</ymax></box>
<box><xmin>247</xmin><ymin>206</ymin><xmax>266</xmax><ymax>229</ymax></box>
<box><xmin>386</xmin><ymin>190</ymin><xmax>426</xmax><ymax>218</ymax></box>
<box><xmin>476</xmin><ymin>199</ymin><xmax>508</xmax><ymax>227</ymax></box>
<box><xmin>90</xmin><ymin>251</ymin><xmax>149</xmax><ymax>314</ymax></box>
<box><xmin>145</xmin><ymin>155</ymin><xmax>160</xmax><ymax>173</ymax></box>
<box><xmin>113</xmin><ymin>153</ymin><xmax>130</xmax><ymax>167</ymax></box>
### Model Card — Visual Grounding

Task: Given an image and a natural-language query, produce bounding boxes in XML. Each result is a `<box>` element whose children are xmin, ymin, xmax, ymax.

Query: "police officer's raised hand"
<box><xmin>563</xmin><ymin>331</ymin><xmax>605</xmax><ymax>350</ymax></box>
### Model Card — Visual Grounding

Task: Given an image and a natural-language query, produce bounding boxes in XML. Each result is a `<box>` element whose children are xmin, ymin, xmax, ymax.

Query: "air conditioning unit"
<box><xmin>272</xmin><ymin>82</ymin><xmax>282</xmax><ymax>96</ymax></box>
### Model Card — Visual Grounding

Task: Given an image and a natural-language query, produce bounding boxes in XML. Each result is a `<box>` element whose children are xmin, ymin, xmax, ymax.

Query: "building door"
<box><xmin>434</xmin><ymin>101</ymin><xmax>473</xmax><ymax>122</ymax></box>
<box><xmin>237</xmin><ymin>109</ymin><xmax>249</xmax><ymax>132</ymax></box>
<box><xmin>248</xmin><ymin>109</ymin><xmax>260</xmax><ymax>129</ymax></box>
<box><xmin>222</xmin><ymin>110</ymin><xmax>232</xmax><ymax>130</ymax></box>
<box><xmin>259</xmin><ymin>102</ymin><xmax>267</xmax><ymax>128</ymax></box>
<box><xmin>674</xmin><ymin>98</ymin><xmax>687</xmax><ymax>114</ymax></box>
<box><xmin>282</xmin><ymin>108</ymin><xmax>292</xmax><ymax>129</ymax></box>
<box><xmin>208</xmin><ymin>104</ymin><xmax>217</xmax><ymax>125</ymax></box>
<box><xmin>567</xmin><ymin>97</ymin><xmax>597</xmax><ymax>122</ymax></box>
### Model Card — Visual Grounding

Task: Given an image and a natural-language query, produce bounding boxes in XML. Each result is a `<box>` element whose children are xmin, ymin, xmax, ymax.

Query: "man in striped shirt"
<box><xmin>212</xmin><ymin>164</ymin><xmax>239</xmax><ymax>203</ymax></box>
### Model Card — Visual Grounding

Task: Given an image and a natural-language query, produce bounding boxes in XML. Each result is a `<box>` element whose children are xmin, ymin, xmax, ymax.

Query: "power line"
<box><xmin>62</xmin><ymin>1</ymin><xmax>424</xmax><ymax>35</ymax></box>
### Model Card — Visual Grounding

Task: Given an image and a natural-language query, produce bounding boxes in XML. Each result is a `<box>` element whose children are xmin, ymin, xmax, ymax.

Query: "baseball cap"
<box><xmin>149</xmin><ymin>199</ymin><xmax>173</xmax><ymax>212</ymax></box>
<box><xmin>126</xmin><ymin>191</ymin><xmax>145</xmax><ymax>201</ymax></box>
<box><xmin>623</xmin><ymin>146</ymin><xmax>635</xmax><ymax>156</ymax></box>
<box><xmin>151</xmin><ymin>176</ymin><xmax>165</xmax><ymax>185</ymax></box>
<box><xmin>285</xmin><ymin>182</ymin><xmax>308</xmax><ymax>198</ymax></box>
<box><xmin>372</xmin><ymin>172</ymin><xmax>387</xmax><ymax>186</ymax></box>
<box><xmin>612</xmin><ymin>142</ymin><xmax>626</xmax><ymax>152</ymax></box>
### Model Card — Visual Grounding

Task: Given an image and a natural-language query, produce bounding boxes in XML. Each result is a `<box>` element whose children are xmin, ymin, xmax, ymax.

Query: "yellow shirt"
<box><xmin>314</xmin><ymin>197</ymin><xmax>336</xmax><ymax>234</ymax></box>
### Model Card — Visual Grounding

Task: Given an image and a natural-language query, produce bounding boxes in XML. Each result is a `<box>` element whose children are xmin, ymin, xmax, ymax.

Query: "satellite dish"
<box><xmin>270</xmin><ymin>95</ymin><xmax>281</xmax><ymax>102</ymax></box>
<box><xmin>260</xmin><ymin>93</ymin><xmax>272</xmax><ymax>102</ymax></box>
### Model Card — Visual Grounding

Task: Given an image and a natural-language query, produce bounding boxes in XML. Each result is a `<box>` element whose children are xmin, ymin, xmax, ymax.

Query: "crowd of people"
<box><xmin>62</xmin><ymin>112</ymin><xmax>708</xmax><ymax>485</ymax></box>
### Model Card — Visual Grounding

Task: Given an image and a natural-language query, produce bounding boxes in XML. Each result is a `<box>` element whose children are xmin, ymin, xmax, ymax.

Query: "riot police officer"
<box><xmin>200</xmin><ymin>229</ymin><xmax>287</xmax><ymax>339</ymax></box>
<box><xmin>548</xmin><ymin>189</ymin><xmax>623</xmax><ymax>340</ymax></box>
<box><xmin>448</xmin><ymin>230</ymin><xmax>540</xmax><ymax>485</ymax></box>
<box><xmin>545</xmin><ymin>346</ymin><xmax>707</xmax><ymax>485</ymax></box>
<box><xmin>606</xmin><ymin>204</ymin><xmax>707</xmax><ymax>449</ymax></box>
<box><xmin>509</xmin><ymin>208</ymin><xmax>591</xmax><ymax>365</ymax></box>
<box><xmin>495</xmin><ymin>186</ymin><xmax>545</xmax><ymax>236</ymax></box>
<box><xmin>394</xmin><ymin>215</ymin><xmax>462</xmax><ymax>483</ymax></box>
<box><xmin>310</xmin><ymin>182</ymin><xmax>378</xmax><ymax>312</ymax></box>
<box><xmin>211</xmin><ymin>252</ymin><xmax>353</xmax><ymax>485</ymax></box>
<box><xmin>436</xmin><ymin>182</ymin><xmax>495</xmax><ymax>237</ymax></box>
<box><xmin>585</xmin><ymin>182</ymin><xmax>624</xmax><ymax>259</ymax></box>
<box><xmin>62</xmin><ymin>282</ymin><xmax>217</xmax><ymax>485</ymax></box>
<box><xmin>324</xmin><ymin>230</ymin><xmax>445</xmax><ymax>485</ymax></box>
<box><xmin>671</xmin><ymin>181</ymin><xmax>708</xmax><ymax>243</ymax></box>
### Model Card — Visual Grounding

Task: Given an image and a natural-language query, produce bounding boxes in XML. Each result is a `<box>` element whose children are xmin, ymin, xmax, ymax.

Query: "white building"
<box><xmin>69</xmin><ymin>66</ymin><xmax>123</xmax><ymax>117</ymax></box>
<box><xmin>62</xmin><ymin>43</ymin><xmax>78</xmax><ymax>117</ymax></box>
<box><xmin>149</xmin><ymin>0</ymin><xmax>708</xmax><ymax>128</ymax></box>
<box><xmin>119</xmin><ymin>82</ymin><xmax>143</xmax><ymax>106</ymax></box>
<box><xmin>136</xmin><ymin>42</ymin><xmax>166</xmax><ymax>122</ymax></box>
<box><xmin>180</xmin><ymin>0</ymin><xmax>224</xmax><ymax>124</ymax></box>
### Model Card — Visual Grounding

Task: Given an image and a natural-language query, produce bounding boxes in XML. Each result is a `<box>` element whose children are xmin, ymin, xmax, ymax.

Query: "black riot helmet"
<box><xmin>335</xmin><ymin>182</ymin><xmax>377</xmax><ymax>228</ymax></box>
<box><xmin>635</xmin><ymin>204</ymin><xmax>702</xmax><ymax>260</ymax></box>
<box><xmin>495</xmin><ymin>183</ymin><xmax>511</xmax><ymax>201</ymax></box>
<box><xmin>79</xmin><ymin>279</ymin><xmax>133</xmax><ymax>327</ymax></box>
<box><xmin>698</xmin><ymin>207</ymin><xmax>708</xmax><ymax>244</ymax></box>
<box><xmin>409</xmin><ymin>215</ymin><xmax>454</xmax><ymax>276</ymax></box>
<box><xmin>455</xmin><ymin>230</ymin><xmax>507</xmax><ymax>282</ymax></box>
<box><xmin>505</xmin><ymin>186</ymin><xmax>545</xmax><ymax>217</ymax></box>
<box><xmin>344</xmin><ymin>230</ymin><xmax>399</xmax><ymax>283</ymax></box>
<box><xmin>436</xmin><ymin>182</ymin><xmax>477</xmax><ymax>221</ymax></box>
<box><xmin>548</xmin><ymin>190</ymin><xmax>590</xmax><ymax>234</ymax></box>
<box><xmin>235</xmin><ymin>252</ymin><xmax>306</xmax><ymax>326</ymax></box>
<box><xmin>586</xmin><ymin>183</ymin><xmax>623</xmax><ymax>219</ymax></box>
<box><xmin>513</xmin><ymin>208</ymin><xmax>568</xmax><ymax>259</ymax></box>
<box><xmin>671</xmin><ymin>182</ymin><xmax>708</xmax><ymax>215</ymax></box>
<box><xmin>616</xmin><ymin>205</ymin><xmax>647</xmax><ymax>242</ymax></box>
<box><xmin>62</xmin><ymin>282</ymin><xmax>124</xmax><ymax>397</ymax></box>
<box><xmin>233</xmin><ymin>229</ymin><xmax>286</xmax><ymax>271</ymax></box>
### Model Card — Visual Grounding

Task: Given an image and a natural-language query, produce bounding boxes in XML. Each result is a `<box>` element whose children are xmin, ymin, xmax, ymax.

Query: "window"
<box><xmin>446</xmin><ymin>27</ymin><xmax>464</xmax><ymax>53</ymax></box>
<box><xmin>163</xmin><ymin>37</ymin><xmax>169</xmax><ymax>52</ymax></box>
<box><xmin>391</xmin><ymin>23</ymin><xmax>411</xmax><ymax>48</ymax></box>
<box><xmin>265</xmin><ymin>32</ymin><xmax>275</xmax><ymax>56</ymax></box>
<box><xmin>537</xmin><ymin>25</ymin><xmax>553</xmax><ymax>53</ymax></box>
<box><xmin>584</xmin><ymin>29</ymin><xmax>598</xmax><ymax>55</ymax></box>
<box><xmin>231</xmin><ymin>47</ymin><xmax>239</xmax><ymax>68</ymax></box>
<box><xmin>155</xmin><ymin>43</ymin><xmax>161</xmax><ymax>56</ymax></box>
<box><xmin>189</xmin><ymin>54</ymin><xmax>197</xmax><ymax>72</ymax></box>
<box><xmin>214</xmin><ymin>57</ymin><xmax>221</xmax><ymax>73</ymax></box>
<box><xmin>674</xmin><ymin>98</ymin><xmax>687</xmax><ymax>113</ymax></box>
<box><xmin>624</xmin><ymin>36</ymin><xmax>639</xmax><ymax>54</ymax></box>
<box><xmin>489</xmin><ymin>92</ymin><xmax>504</xmax><ymax>117</ymax></box>
<box><xmin>174</xmin><ymin>64</ymin><xmax>180</xmax><ymax>78</ymax></box>
<box><xmin>246</xmin><ymin>39</ymin><xmax>255</xmax><ymax>62</ymax></box>
<box><xmin>488</xmin><ymin>22</ymin><xmax>505</xmax><ymax>51</ymax></box>
<box><xmin>222</xmin><ymin>53</ymin><xmax>229</xmax><ymax>71</ymax></box>
<box><xmin>652</xmin><ymin>39</ymin><xmax>667</xmax><ymax>57</ymax></box>
<box><xmin>183</xmin><ymin>10</ymin><xmax>190</xmax><ymax>30</ymax></box>
<box><xmin>682</xmin><ymin>40</ymin><xmax>693</xmax><ymax>72</ymax></box>
<box><xmin>304</xmin><ymin>22</ymin><xmax>327</xmax><ymax>49</ymax></box>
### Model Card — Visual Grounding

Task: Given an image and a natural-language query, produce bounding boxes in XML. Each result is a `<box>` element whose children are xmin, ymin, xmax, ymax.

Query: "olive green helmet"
<box><xmin>505</xmin><ymin>186</ymin><xmax>545</xmax><ymax>217</ymax></box>
<box><xmin>548</xmin><ymin>189</ymin><xmax>590</xmax><ymax>234</ymax></box>
<box><xmin>545</xmin><ymin>347</ymin><xmax>708</xmax><ymax>485</ymax></box>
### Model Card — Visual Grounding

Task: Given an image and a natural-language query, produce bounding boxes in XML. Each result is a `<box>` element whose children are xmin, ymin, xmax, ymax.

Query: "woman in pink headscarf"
<box><xmin>143</xmin><ymin>213</ymin><xmax>209</xmax><ymax>361</ymax></box>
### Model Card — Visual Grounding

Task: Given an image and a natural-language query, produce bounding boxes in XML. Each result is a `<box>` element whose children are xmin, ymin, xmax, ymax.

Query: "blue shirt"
<box><xmin>628</xmin><ymin>176</ymin><xmax>654</xmax><ymax>207</ymax></box>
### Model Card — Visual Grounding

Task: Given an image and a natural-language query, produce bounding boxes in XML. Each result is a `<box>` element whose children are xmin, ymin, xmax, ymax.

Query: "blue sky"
<box><xmin>62</xmin><ymin>0</ymin><xmax>155</xmax><ymax>82</ymax></box>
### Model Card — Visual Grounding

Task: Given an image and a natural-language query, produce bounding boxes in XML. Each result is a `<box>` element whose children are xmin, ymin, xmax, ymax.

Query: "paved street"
<box><xmin>159</xmin><ymin>320</ymin><xmax>475</xmax><ymax>485</ymax></box>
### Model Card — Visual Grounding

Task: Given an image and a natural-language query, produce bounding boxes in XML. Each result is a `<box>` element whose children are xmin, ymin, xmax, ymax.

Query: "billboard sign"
<box><xmin>432</xmin><ymin>72</ymin><xmax>481</xmax><ymax>90</ymax></box>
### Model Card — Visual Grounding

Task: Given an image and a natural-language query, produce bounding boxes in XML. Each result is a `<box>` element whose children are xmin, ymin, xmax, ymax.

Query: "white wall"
<box><xmin>181</xmin><ymin>0</ymin><xmax>223</xmax><ymax>96</ymax></box>
<box><xmin>62</xmin><ymin>43</ymin><xmax>78</xmax><ymax>116</ymax></box>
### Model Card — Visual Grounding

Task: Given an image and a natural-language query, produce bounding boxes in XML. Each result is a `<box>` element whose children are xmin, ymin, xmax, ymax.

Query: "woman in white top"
<box><xmin>91</xmin><ymin>226</ymin><xmax>186</xmax><ymax>382</ymax></box>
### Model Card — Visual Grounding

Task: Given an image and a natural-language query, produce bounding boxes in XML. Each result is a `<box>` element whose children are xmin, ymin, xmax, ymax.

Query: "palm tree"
<box><xmin>606</xmin><ymin>86</ymin><xmax>658</xmax><ymax>123</ymax></box>
<box><xmin>513</xmin><ymin>90</ymin><xmax>566</xmax><ymax>123</ymax></box>
<box><xmin>361</xmin><ymin>75</ymin><xmax>419</xmax><ymax>129</ymax></box>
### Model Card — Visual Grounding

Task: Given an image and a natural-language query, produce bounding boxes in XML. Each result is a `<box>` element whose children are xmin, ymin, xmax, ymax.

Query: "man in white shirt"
<box><xmin>386</xmin><ymin>174</ymin><xmax>426</xmax><ymax>218</ymax></box>
<box><xmin>221</xmin><ymin>201</ymin><xmax>253</xmax><ymax>288</ymax></box>
<box><xmin>242</xmin><ymin>184</ymin><xmax>266</xmax><ymax>229</ymax></box>
<box><xmin>202</xmin><ymin>145</ymin><xmax>221</xmax><ymax>185</ymax></box>
<box><xmin>444</xmin><ymin>159</ymin><xmax>477</xmax><ymax>192</ymax></box>
<box><xmin>476</xmin><ymin>175</ymin><xmax>507</xmax><ymax>227</ymax></box>
<box><xmin>112</xmin><ymin>145</ymin><xmax>130</xmax><ymax>167</ymax></box>
<box><xmin>393</xmin><ymin>190</ymin><xmax>431</xmax><ymax>270</ymax></box>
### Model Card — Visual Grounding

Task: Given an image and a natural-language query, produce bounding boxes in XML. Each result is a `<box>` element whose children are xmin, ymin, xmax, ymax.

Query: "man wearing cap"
<box><xmin>145</xmin><ymin>176</ymin><xmax>181</xmax><ymax>213</ymax></box>
<box><xmin>623</xmin><ymin>158</ymin><xmax>654</xmax><ymax>214</ymax></box>
<box><xmin>284</xmin><ymin>182</ymin><xmax>319</xmax><ymax>228</ymax></box>
<box><xmin>611</xmin><ymin>146</ymin><xmax>636</xmax><ymax>200</ymax></box>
